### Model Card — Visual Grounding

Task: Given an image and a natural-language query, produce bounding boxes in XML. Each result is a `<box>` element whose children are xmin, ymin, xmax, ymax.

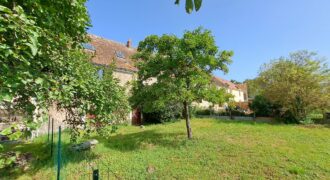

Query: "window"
<box><xmin>115</xmin><ymin>51</ymin><xmax>125</xmax><ymax>59</ymax></box>
<box><xmin>244</xmin><ymin>93</ymin><xmax>247</xmax><ymax>101</ymax></box>
<box><xmin>97</xmin><ymin>69</ymin><xmax>104</xmax><ymax>79</ymax></box>
<box><xmin>82</xmin><ymin>43</ymin><xmax>96</xmax><ymax>51</ymax></box>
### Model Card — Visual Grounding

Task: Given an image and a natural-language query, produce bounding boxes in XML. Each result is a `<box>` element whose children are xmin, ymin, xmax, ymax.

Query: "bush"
<box><xmin>194</xmin><ymin>109</ymin><xmax>213</xmax><ymax>116</ymax></box>
<box><xmin>249</xmin><ymin>95</ymin><xmax>273</xmax><ymax>117</ymax></box>
<box><xmin>229</xmin><ymin>109</ymin><xmax>247</xmax><ymax>116</ymax></box>
<box><xmin>249</xmin><ymin>95</ymin><xmax>282</xmax><ymax>117</ymax></box>
<box><xmin>142</xmin><ymin>103</ymin><xmax>183</xmax><ymax>124</ymax></box>
<box><xmin>192</xmin><ymin>106</ymin><xmax>254</xmax><ymax>117</ymax></box>
<box><xmin>281</xmin><ymin>110</ymin><xmax>299</xmax><ymax>124</ymax></box>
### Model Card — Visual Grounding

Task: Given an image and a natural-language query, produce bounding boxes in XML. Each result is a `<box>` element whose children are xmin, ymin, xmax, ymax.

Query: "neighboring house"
<box><xmin>212</xmin><ymin>77</ymin><xmax>248</xmax><ymax>103</ymax></box>
<box><xmin>195</xmin><ymin>76</ymin><xmax>249</xmax><ymax>112</ymax></box>
<box><xmin>1</xmin><ymin>34</ymin><xmax>250</xmax><ymax>131</ymax></box>
<box><xmin>86</xmin><ymin>34</ymin><xmax>138</xmax><ymax>87</ymax></box>
<box><xmin>84</xmin><ymin>34</ymin><xmax>140</xmax><ymax>124</ymax></box>
<box><xmin>0</xmin><ymin>35</ymin><xmax>141</xmax><ymax>135</ymax></box>
<box><xmin>85</xmin><ymin>35</ymin><xmax>250</xmax><ymax>116</ymax></box>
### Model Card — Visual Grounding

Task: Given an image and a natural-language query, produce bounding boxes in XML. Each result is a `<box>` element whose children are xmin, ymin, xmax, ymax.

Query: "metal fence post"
<box><xmin>93</xmin><ymin>169</ymin><xmax>99</xmax><ymax>180</ymax></box>
<box><xmin>51</xmin><ymin>118</ymin><xmax>54</xmax><ymax>157</ymax></box>
<box><xmin>47</xmin><ymin>116</ymin><xmax>50</xmax><ymax>142</ymax></box>
<box><xmin>57</xmin><ymin>126</ymin><xmax>62</xmax><ymax>180</ymax></box>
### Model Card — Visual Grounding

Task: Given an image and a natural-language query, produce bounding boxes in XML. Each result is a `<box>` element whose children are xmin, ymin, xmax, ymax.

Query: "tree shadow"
<box><xmin>96</xmin><ymin>130</ymin><xmax>187</xmax><ymax>152</ymax></box>
<box><xmin>1</xmin><ymin>130</ymin><xmax>187</xmax><ymax>178</ymax></box>
<box><xmin>212</xmin><ymin>118</ymin><xmax>282</xmax><ymax>126</ymax></box>
<box><xmin>0</xmin><ymin>138</ymin><xmax>99</xmax><ymax>179</ymax></box>
<box><xmin>213</xmin><ymin>118</ymin><xmax>330</xmax><ymax>128</ymax></box>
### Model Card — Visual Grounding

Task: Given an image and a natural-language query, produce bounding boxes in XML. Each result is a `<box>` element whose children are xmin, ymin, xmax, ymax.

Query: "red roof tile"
<box><xmin>88</xmin><ymin>34</ymin><xmax>138</xmax><ymax>72</ymax></box>
<box><xmin>212</xmin><ymin>76</ymin><xmax>239</xmax><ymax>90</ymax></box>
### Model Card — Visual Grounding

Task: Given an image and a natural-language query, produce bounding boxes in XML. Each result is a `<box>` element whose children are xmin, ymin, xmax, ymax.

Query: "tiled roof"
<box><xmin>212</xmin><ymin>76</ymin><xmax>243</xmax><ymax>90</ymax></box>
<box><xmin>87</xmin><ymin>34</ymin><xmax>138</xmax><ymax>72</ymax></box>
<box><xmin>236</xmin><ymin>83</ymin><xmax>248</xmax><ymax>92</ymax></box>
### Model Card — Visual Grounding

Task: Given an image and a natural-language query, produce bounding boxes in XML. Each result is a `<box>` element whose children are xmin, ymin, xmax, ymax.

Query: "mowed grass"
<box><xmin>2</xmin><ymin>118</ymin><xmax>330</xmax><ymax>179</ymax></box>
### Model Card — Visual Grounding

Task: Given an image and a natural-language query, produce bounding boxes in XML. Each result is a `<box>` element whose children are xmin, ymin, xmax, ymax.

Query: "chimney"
<box><xmin>126</xmin><ymin>39</ymin><xmax>132</xmax><ymax>48</ymax></box>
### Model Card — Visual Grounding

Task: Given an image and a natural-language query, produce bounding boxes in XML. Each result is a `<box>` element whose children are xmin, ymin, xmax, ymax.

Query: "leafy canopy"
<box><xmin>257</xmin><ymin>51</ymin><xmax>330</xmax><ymax>122</ymax></box>
<box><xmin>132</xmin><ymin>27</ymin><xmax>233</xmax><ymax>107</ymax></box>
<box><xmin>175</xmin><ymin>0</ymin><xmax>203</xmax><ymax>13</ymax></box>
<box><xmin>131</xmin><ymin>27</ymin><xmax>233</xmax><ymax>138</ymax></box>
<box><xmin>0</xmin><ymin>1</ymin><xmax>129</xmax><ymax>141</ymax></box>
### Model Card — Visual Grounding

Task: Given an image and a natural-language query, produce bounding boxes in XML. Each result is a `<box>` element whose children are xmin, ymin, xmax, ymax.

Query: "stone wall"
<box><xmin>113</xmin><ymin>70</ymin><xmax>136</xmax><ymax>88</ymax></box>
<box><xmin>31</xmin><ymin>103</ymin><xmax>67</xmax><ymax>138</ymax></box>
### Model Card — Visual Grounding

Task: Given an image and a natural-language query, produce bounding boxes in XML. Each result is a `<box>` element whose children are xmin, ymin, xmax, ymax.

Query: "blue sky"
<box><xmin>86</xmin><ymin>0</ymin><xmax>330</xmax><ymax>82</ymax></box>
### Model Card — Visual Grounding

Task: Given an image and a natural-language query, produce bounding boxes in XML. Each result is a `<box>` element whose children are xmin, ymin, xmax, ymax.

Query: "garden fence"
<box><xmin>47</xmin><ymin>117</ymin><xmax>114</xmax><ymax>180</ymax></box>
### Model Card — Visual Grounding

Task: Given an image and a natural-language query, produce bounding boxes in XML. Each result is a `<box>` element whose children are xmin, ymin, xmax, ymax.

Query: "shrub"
<box><xmin>229</xmin><ymin>109</ymin><xmax>247</xmax><ymax>116</ymax></box>
<box><xmin>194</xmin><ymin>109</ymin><xmax>213</xmax><ymax>116</ymax></box>
<box><xmin>281</xmin><ymin>110</ymin><xmax>299</xmax><ymax>124</ymax></box>
<box><xmin>142</xmin><ymin>103</ymin><xmax>183</xmax><ymax>124</ymax></box>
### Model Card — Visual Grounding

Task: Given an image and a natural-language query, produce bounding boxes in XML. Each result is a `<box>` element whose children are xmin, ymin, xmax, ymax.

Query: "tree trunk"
<box><xmin>183</xmin><ymin>101</ymin><xmax>192</xmax><ymax>139</ymax></box>
<box><xmin>229</xmin><ymin>109</ymin><xmax>233</xmax><ymax>119</ymax></box>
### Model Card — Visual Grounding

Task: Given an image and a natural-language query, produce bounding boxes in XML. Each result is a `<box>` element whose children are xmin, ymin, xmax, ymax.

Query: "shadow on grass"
<box><xmin>211</xmin><ymin>118</ymin><xmax>282</xmax><ymax>126</ymax></box>
<box><xmin>0</xmin><ymin>137</ymin><xmax>99</xmax><ymax>179</ymax></box>
<box><xmin>97</xmin><ymin>130</ymin><xmax>187</xmax><ymax>152</ymax></box>
<box><xmin>1</xmin><ymin>130</ymin><xmax>187</xmax><ymax>178</ymax></box>
<box><xmin>212</xmin><ymin>118</ymin><xmax>330</xmax><ymax>128</ymax></box>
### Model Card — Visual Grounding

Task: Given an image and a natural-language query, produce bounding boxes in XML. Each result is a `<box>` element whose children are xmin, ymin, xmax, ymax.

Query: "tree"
<box><xmin>132</xmin><ymin>27</ymin><xmax>233</xmax><ymax>139</ymax></box>
<box><xmin>175</xmin><ymin>0</ymin><xmax>203</xmax><ymax>13</ymax></box>
<box><xmin>204</xmin><ymin>85</ymin><xmax>233</xmax><ymax>113</ymax></box>
<box><xmin>0</xmin><ymin>1</ymin><xmax>128</xmax><ymax>141</ymax></box>
<box><xmin>230</xmin><ymin>80</ymin><xmax>242</xmax><ymax>84</ymax></box>
<box><xmin>244</xmin><ymin>79</ymin><xmax>261</xmax><ymax>99</ymax></box>
<box><xmin>226</xmin><ymin>100</ymin><xmax>236</xmax><ymax>119</ymax></box>
<box><xmin>249</xmin><ymin>95</ymin><xmax>280</xmax><ymax>117</ymax></box>
<box><xmin>257</xmin><ymin>51</ymin><xmax>330</xmax><ymax>122</ymax></box>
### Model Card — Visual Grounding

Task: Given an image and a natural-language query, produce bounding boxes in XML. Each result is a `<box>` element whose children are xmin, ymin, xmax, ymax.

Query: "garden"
<box><xmin>1</xmin><ymin>1</ymin><xmax>329</xmax><ymax>179</ymax></box>
<box><xmin>1</xmin><ymin>118</ymin><xmax>330</xmax><ymax>179</ymax></box>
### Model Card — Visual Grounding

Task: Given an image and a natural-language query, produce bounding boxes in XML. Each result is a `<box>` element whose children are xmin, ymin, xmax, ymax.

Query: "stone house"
<box><xmin>195</xmin><ymin>76</ymin><xmax>249</xmax><ymax>112</ymax></box>
<box><xmin>84</xmin><ymin>34</ymin><xmax>140</xmax><ymax>125</ymax></box>
<box><xmin>85</xmin><ymin>35</ymin><xmax>250</xmax><ymax>117</ymax></box>
<box><xmin>0</xmin><ymin>34</ymin><xmax>141</xmax><ymax>134</ymax></box>
<box><xmin>0</xmin><ymin>34</ymin><xmax>249</xmax><ymax>134</ymax></box>
<box><xmin>85</xmin><ymin>34</ymin><xmax>138</xmax><ymax>87</ymax></box>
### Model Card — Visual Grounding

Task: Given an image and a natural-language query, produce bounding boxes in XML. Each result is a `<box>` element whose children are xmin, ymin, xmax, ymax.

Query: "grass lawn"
<box><xmin>1</xmin><ymin>118</ymin><xmax>330</xmax><ymax>179</ymax></box>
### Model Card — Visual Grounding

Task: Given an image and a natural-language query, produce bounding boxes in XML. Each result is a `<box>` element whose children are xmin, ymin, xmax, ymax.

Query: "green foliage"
<box><xmin>0</xmin><ymin>153</ymin><xmax>16</xmax><ymax>169</ymax></box>
<box><xmin>203</xmin><ymin>85</ymin><xmax>233</xmax><ymax>107</ymax></box>
<box><xmin>0</xmin><ymin>1</ymin><xmax>90</xmax><ymax>113</ymax></box>
<box><xmin>255</xmin><ymin>51</ymin><xmax>329</xmax><ymax>123</ymax></box>
<box><xmin>175</xmin><ymin>0</ymin><xmax>203</xmax><ymax>13</ymax></box>
<box><xmin>0</xmin><ymin>0</ymin><xmax>90</xmax><ymax>116</ymax></box>
<box><xmin>130</xmin><ymin>27</ymin><xmax>233</xmax><ymax>137</ymax></box>
<box><xmin>3</xmin><ymin>119</ymin><xmax>330</xmax><ymax>179</ymax></box>
<box><xmin>249</xmin><ymin>95</ymin><xmax>280</xmax><ymax>117</ymax></box>
<box><xmin>142</xmin><ymin>103</ymin><xmax>183</xmax><ymax>124</ymax></box>
<box><xmin>244</xmin><ymin>79</ymin><xmax>261</xmax><ymax>99</ymax></box>
<box><xmin>0</xmin><ymin>1</ymin><xmax>128</xmax><ymax>141</ymax></box>
<box><xmin>194</xmin><ymin>108</ymin><xmax>213</xmax><ymax>116</ymax></box>
<box><xmin>131</xmin><ymin>27</ymin><xmax>232</xmax><ymax>107</ymax></box>
<box><xmin>96</xmin><ymin>125</ymin><xmax>119</xmax><ymax>139</ymax></box>
<box><xmin>0</xmin><ymin>125</ymin><xmax>22</xmax><ymax>140</ymax></box>
<box><xmin>230</xmin><ymin>79</ymin><xmax>242</xmax><ymax>84</ymax></box>
<box><xmin>56</xmin><ymin>59</ymin><xmax>129</xmax><ymax>141</ymax></box>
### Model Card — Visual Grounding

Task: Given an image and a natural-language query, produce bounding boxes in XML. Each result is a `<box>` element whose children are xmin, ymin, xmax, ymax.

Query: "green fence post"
<box><xmin>51</xmin><ymin>118</ymin><xmax>54</xmax><ymax>157</ymax></box>
<box><xmin>93</xmin><ymin>169</ymin><xmax>99</xmax><ymax>180</ymax></box>
<box><xmin>57</xmin><ymin>126</ymin><xmax>61</xmax><ymax>180</ymax></box>
<box><xmin>47</xmin><ymin>116</ymin><xmax>50</xmax><ymax>142</ymax></box>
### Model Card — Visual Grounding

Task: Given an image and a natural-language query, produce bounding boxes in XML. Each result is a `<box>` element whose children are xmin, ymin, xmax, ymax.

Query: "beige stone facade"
<box><xmin>194</xmin><ymin>76</ymin><xmax>249</xmax><ymax>111</ymax></box>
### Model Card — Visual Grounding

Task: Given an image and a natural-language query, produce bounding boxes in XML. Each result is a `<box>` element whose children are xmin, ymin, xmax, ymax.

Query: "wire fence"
<box><xmin>47</xmin><ymin>118</ymin><xmax>114</xmax><ymax>180</ymax></box>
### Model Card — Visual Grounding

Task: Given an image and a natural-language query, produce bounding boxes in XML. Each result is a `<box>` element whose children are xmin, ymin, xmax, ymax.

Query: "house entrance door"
<box><xmin>132</xmin><ymin>109</ymin><xmax>141</xmax><ymax>125</ymax></box>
